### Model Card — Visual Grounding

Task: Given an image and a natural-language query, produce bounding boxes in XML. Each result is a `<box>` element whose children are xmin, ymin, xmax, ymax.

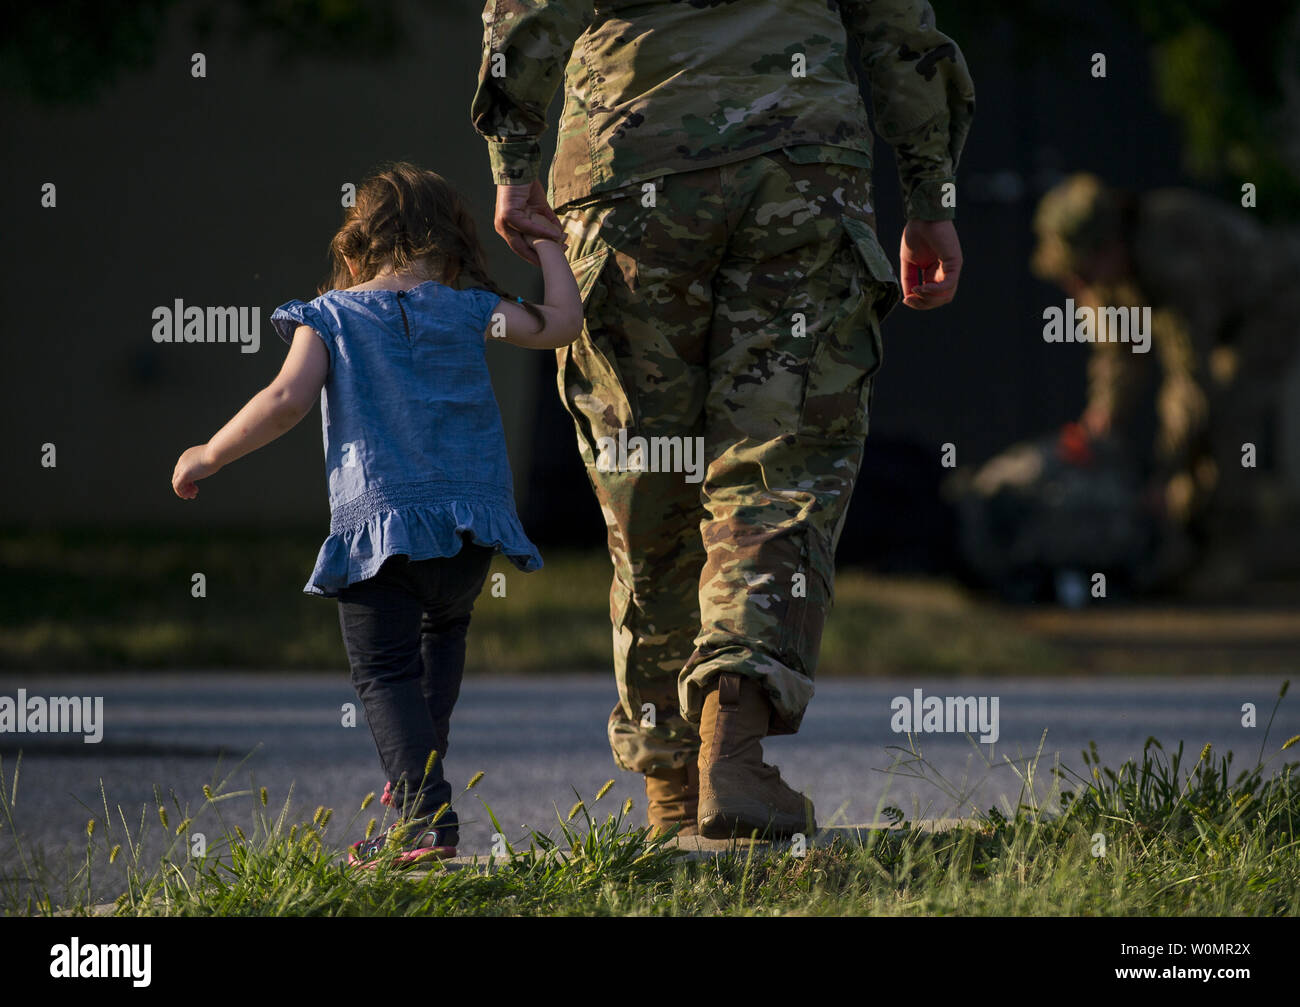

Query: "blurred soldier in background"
<box><xmin>1031</xmin><ymin>173</ymin><xmax>1300</xmax><ymax>594</ymax></box>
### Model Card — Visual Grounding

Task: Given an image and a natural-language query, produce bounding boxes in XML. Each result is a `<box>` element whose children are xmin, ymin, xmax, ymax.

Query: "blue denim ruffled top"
<box><xmin>270</xmin><ymin>281</ymin><xmax>542</xmax><ymax>597</ymax></box>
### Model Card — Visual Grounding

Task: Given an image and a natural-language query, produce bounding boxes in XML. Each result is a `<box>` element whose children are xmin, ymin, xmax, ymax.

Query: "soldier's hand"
<box><xmin>496</xmin><ymin>181</ymin><xmax>566</xmax><ymax>266</ymax></box>
<box><xmin>1081</xmin><ymin>402</ymin><xmax>1112</xmax><ymax>438</ymax></box>
<box><xmin>900</xmin><ymin>219</ymin><xmax>962</xmax><ymax>309</ymax></box>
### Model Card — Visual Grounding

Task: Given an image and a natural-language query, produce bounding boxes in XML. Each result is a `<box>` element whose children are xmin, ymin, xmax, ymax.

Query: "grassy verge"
<box><xmin>0</xmin><ymin>527</ymin><xmax>1061</xmax><ymax>675</ymax></box>
<box><xmin>4</xmin><ymin>686</ymin><xmax>1297</xmax><ymax>917</ymax></box>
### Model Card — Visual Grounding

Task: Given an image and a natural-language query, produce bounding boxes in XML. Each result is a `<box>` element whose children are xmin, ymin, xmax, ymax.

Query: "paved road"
<box><xmin>2</xmin><ymin>672</ymin><xmax>1296</xmax><ymax>902</ymax></box>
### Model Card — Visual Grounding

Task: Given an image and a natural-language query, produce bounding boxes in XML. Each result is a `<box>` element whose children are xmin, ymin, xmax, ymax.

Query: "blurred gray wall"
<box><xmin>4</xmin><ymin>1</ymin><xmax>1294</xmax><ymax>541</ymax></box>
<box><xmin>1</xmin><ymin>1</ymin><xmax>545</xmax><ymax>529</ymax></box>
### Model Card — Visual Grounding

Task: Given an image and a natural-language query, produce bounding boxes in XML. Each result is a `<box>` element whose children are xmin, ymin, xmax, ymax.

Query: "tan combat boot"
<box><xmin>645</xmin><ymin>761</ymin><xmax>699</xmax><ymax>838</ymax></box>
<box><xmin>697</xmin><ymin>672</ymin><xmax>815</xmax><ymax>839</ymax></box>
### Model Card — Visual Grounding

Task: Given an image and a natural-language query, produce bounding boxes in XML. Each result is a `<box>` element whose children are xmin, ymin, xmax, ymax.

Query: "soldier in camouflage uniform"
<box><xmin>1032</xmin><ymin>174</ymin><xmax>1300</xmax><ymax>592</ymax></box>
<box><xmin>472</xmin><ymin>0</ymin><xmax>974</xmax><ymax>836</ymax></box>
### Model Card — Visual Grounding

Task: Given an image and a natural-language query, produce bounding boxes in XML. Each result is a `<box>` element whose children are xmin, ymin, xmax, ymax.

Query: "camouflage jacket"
<box><xmin>471</xmin><ymin>0</ymin><xmax>974</xmax><ymax>218</ymax></box>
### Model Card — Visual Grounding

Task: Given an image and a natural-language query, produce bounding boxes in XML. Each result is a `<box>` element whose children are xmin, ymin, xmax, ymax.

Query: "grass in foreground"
<box><xmin>3</xmin><ymin>684</ymin><xmax>1297</xmax><ymax>917</ymax></box>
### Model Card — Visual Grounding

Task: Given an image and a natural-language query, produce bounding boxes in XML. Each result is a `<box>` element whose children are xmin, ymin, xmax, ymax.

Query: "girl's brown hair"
<box><xmin>320</xmin><ymin>161</ymin><xmax>542</xmax><ymax>325</ymax></box>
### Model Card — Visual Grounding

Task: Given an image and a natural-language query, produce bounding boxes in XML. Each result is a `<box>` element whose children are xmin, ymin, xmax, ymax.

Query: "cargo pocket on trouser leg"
<box><xmin>792</xmin><ymin>211</ymin><xmax>898</xmax><ymax>604</ymax></box>
<box><xmin>798</xmin><ymin>214</ymin><xmax>899</xmax><ymax>442</ymax></box>
<box><xmin>555</xmin><ymin>244</ymin><xmax>634</xmax><ymax>471</ymax></box>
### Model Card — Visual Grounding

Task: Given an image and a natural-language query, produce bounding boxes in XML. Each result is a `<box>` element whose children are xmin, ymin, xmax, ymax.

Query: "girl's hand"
<box><xmin>519</xmin><ymin>224</ymin><xmax>568</xmax><ymax>250</ymax></box>
<box><xmin>172</xmin><ymin>444</ymin><xmax>220</xmax><ymax>499</ymax></box>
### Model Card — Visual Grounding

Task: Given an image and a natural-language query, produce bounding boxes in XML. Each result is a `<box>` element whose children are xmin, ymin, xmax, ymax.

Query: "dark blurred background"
<box><xmin>2</xmin><ymin>0</ymin><xmax>1298</xmax><ymax>671</ymax></box>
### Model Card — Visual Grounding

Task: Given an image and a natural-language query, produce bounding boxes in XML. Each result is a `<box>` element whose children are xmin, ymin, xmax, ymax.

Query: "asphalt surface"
<box><xmin>3</xmin><ymin>672</ymin><xmax>1297</xmax><ymax>902</ymax></box>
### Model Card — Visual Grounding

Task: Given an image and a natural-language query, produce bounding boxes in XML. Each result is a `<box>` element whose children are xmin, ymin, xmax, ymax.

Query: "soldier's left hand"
<box><xmin>900</xmin><ymin>219</ymin><xmax>962</xmax><ymax>309</ymax></box>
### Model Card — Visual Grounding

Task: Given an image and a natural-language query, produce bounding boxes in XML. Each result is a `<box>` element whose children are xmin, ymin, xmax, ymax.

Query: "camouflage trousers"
<box><xmin>555</xmin><ymin>148</ymin><xmax>900</xmax><ymax>773</ymax></box>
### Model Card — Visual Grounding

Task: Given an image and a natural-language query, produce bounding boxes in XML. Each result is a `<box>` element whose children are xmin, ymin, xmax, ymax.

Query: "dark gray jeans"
<box><xmin>337</xmin><ymin>542</ymin><xmax>493</xmax><ymax>826</ymax></box>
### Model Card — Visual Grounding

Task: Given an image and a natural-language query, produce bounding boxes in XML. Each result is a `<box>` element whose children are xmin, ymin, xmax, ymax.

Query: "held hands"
<box><xmin>900</xmin><ymin>219</ymin><xmax>962</xmax><ymax>309</ymax></box>
<box><xmin>495</xmin><ymin>181</ymin><xmax>566</xmax><ymax>265</ymax></box>
<box><xmin>172</xmin><ymin>444</ymin><xmax>220</xmax><ymax>499</ymax></box>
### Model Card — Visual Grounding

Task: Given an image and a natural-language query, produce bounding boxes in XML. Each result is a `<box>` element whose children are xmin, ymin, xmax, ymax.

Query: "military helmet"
<box><xmin>1031</xmin><ymin>173</ymin><xmax>1126</xmax><ymax>281</ymax></box>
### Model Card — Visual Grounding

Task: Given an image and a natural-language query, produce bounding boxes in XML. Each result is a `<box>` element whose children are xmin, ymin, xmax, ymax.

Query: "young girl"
<box><xmin>171</xmin><ymin>162</ymin><xmax>582</xmax><ymax>865</ymax></box>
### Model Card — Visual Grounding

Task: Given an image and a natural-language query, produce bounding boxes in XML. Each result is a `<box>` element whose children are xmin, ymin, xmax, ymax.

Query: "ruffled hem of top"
<box><xmin>304</xmin><ymin>501</ymin><xmax>543</xmax><ymax>597</ymax></box>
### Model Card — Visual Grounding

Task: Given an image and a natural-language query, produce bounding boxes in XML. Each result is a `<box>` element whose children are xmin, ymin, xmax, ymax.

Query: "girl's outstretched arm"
<box><xmin>171</xmin><ymin>326</ymin><xmax>329</xmax><ymax>499</ymax></box>
<box><xmin>492</xmin><ymin>237</ymin><xmax>583</xmax><ymax>349</ymax></box>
